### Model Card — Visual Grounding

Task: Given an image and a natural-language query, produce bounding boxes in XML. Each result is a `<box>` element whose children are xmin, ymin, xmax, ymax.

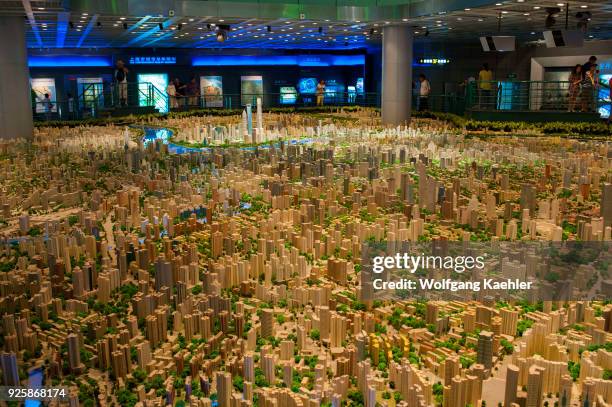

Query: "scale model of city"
<box><xmin>0</xmin><ymin>103</ymin><xmax>610</xmax><ymax>407</ymax></box>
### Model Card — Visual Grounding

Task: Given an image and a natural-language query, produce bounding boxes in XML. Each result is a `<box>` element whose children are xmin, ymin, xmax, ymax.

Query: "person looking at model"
<box><xmin>114</xmin><ymin>59</ymin><xmax>129</xmax><ymax>107</ymax></box>
<box><xmin>316</xmin><ymin>80</ymin><xmax>326</xmax><ymax>106</ymax></box>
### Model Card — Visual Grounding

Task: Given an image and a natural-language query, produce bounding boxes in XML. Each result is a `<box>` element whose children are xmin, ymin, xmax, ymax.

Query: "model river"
<box><xmin>139</xmin><ymin>126</ymin><xmax>317</xmax><ymax>154</ymax></box>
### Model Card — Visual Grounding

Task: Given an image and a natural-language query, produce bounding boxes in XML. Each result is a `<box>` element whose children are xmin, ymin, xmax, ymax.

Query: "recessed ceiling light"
<box><xmin>523</xmin><ymin>13</ymin><xmax>530</xmax><ymax>15</ymax></box>
<box><xmin>556</xmin><ymin>3</ymin><xmax>564</xmax><ymax>6</ymax></box>
<box><xmin>219</xmin><ymin>19</ymin><xmax>224</xmax><ymax>22</ymax></box>
<box><xmin>402</xmin><ymin>18</ymin><xmax>408</xmax><ymax>22</ymax></box>
<box><xmin>580</xmin><ymin>4</ymin><xmax>588</xmax><ymax>7</ymax></box>
<box><xmin>501</xmin><ymin>10</ymin><xmax>508</xmax><ymax>13</ymax></box>
<box><xmin>414</xmin><ymin>31</ymin><xmax>419</xmax><ymax>34</ymax></box>
<box><xmin>355</xmin><ymin>20</ymin><xmax>360</xmax><ymax>23</ymax></box>
<box><xmin>533</xmin><ymin>6</ymin><xmax>541</xmax><ymax>9</ymax></box>
<box><xmin>37</xmin><ymin>7</ymin><xmax>44</xmax><ymax>10</ymax></box>
<box><xmin>421</xmin><ymin>26</ymin><xmax>427</xmax><ymax>28</ymax></box>
<box><xmin>113</xmin><ymin>24</ymin><xmax>118</xmax><ymax>27</ymax></box>
<box><xmin>82</xmin><ymin>13</ymin><xmax>88</xmax><ymax>15</ymax></box>
<box><xmin>464</xmin><ymin>8</ymin><xmax>471</xmax><ymax>11</ymax></box>
<box><xmin>589</xmin><ymin>35</ymin><xmax>593</xmax><ymax>38</ymax></box>
<box><xmin>77</xmin><ymin>25</ymin><xmax>82</xmax><ymax>28</ymax></box>
<box><xmin>120</xmin><ymin>17</ymin><xmax>126</xmax><ymax>20</ymax></box>
<box><xmin>457</xmin><ymin>17</ymin><xmax>462</xmax><ymax>20</ymax></box>
<box><xmin>478</xmin><ymin>18</ymin><xmax>484</xmax><ymax>21</ymax></box>
<box><xmin>495</xmin><ymin>2</ymin><xmax>502</xmax><ymax>5</ymax></box>
<box><xmin>530</xmin><ymin>31</ymin><xmax>535</xmax><ymax>34</ymax></box>
<box><xmin>189</xmin><ymin>18</ymin><xmax>194</xmax><ymax>22</ymax></box>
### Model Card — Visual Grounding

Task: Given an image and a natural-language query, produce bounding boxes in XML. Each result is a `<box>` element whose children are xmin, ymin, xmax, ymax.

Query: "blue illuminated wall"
<box><xmin>28</xmin><ymin>49</ymin><xmax>367</xmax><ymax>107</ymax></box>
<box><xmin>28</xmin><ymin>55</ymin><xmax>112</xmax><ymax>67</ymax></box>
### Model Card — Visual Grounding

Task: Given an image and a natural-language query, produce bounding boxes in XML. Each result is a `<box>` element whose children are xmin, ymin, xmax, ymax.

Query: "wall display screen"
<box><xmin>241</xmin><ymin>76</ymin><xmax>263</xmax><ymax>106</ymax></box>
<box><xmin>599</xmin><ymin>74</ymin><xmax>611</xmax><ymax>119</ymax></box>
<box><xmin>138</xmin><ymin>73</ymin><xmax>169</xmax><ymax>113</ymax></box>
<box><xmin>30</xmin><ymin>78</ymin><xmax>57</xmax><ymax>113</ymax></box>
<box><xmin>356</xmin><ymin>78</ymin><xmax>364</xmax><ymax>94</ymax></box>
<box><xmin>77</xmin><ymin>77</ymin><xmax>104</xmax><ymax>110</ymax></box>
<box><xmin>279</xmin><ymin>87</ymin><xmax>297</xmax><ymax>104</ymax></box>
<box><xmin>200</xmin><ymin>76</ymin><xmax>223</xmax><ymax>108</ymax></box>
<box><xmin>324</xmin><ymin>81</ymin><xmax>345</xmax><ymax>104</ymax></box>
<box><xmin>298</xmin><ymin>78</ymin><xmax>317</xmax><ymax>94</ymax></box>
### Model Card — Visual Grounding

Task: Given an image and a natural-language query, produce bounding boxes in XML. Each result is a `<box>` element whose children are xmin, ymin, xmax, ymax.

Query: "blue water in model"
<box><xmin>138</xmin><ymin>126</ymin><xmax>314</xmax><ymax>154</ymax></box>
<box><xmin>25</xmin><ymin>368</ymin><xmax>43</xmax><ymax>407</ymax></box>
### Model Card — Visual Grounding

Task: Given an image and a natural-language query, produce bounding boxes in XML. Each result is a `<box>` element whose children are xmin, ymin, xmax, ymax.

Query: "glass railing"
<box><xmin>32</xmin><ymin>82</ymin><xmax>163</xmax><ymax>121</ymax></box>
<box><xmin>466</xmin><ymin>80</ymin><xmax>606</xmax><ymax>114</ymax></box>
<box><xmin>33</xmin><ymin>91</ymin><xmax>381</xmax><ymax>122</ymax></box>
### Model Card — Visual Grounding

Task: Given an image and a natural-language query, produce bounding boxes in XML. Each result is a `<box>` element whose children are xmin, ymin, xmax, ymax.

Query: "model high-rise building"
<box><xmin>477</xmin><ymin>331</ymin><xmax>494</xmax><ymax>370</ymax></box>
<box><xmin>67</xmin><ymin>334</ymin><xmax>84</xmax><ymax>374</ymax></box>
<box><xmin>504</xmin><ymin>364</ymin><xmax>519</xmax><ymax>407</ymax></box>
<box><xmin>526</xmin><ymin>365</ymin><xmax>545</xmax><ymax>407</ymax></box>
<box><xmin>602</xmin><ymin>183</ymin><xmax>612</xmax><ymax>228</ymax></box>
<box><xmin>0</xmin><ymin>352</ymin><xmax>19</xmax><ymax>386</ymax></box>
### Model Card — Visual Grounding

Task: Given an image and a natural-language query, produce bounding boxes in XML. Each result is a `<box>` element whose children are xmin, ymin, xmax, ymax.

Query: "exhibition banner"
<box><xmin>30</xmin><ymin>78</ymin><xmax>57</xmax><ymax>113</ymax></box>
<box><xmin>200</xmin><ymin>76</ymin><xmax>223</xmax><ymax>108</ymax></box>
<box><xmin>241</xmin><ymin>76</ymin><xmax>263</xmax><ymax>106</ymax></box>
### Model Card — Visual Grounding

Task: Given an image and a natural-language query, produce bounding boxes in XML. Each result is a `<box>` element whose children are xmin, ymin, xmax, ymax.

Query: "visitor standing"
<box><xmin>186</xmin><ymin>76</ymin><xmax>199</xmax><ymax>107</ymax></box>
<box><xmin>582</xmin><ymin>56</ymin><xmax>597</xmax><ymax>77</ymax></box>
<box><xmin>418</xmin><ymin>74</ymin><xmax>431</xmax><ymax>111</ymax></box>
<box><xmin>581</xmin><ymin>63</ymin><xmax>597</xmax><ymax>112</ymax></box>
<box><xmin>316</xmin><ymin>80</ymin><xmax>326</xmax><ymax>106</ymax></box>
<box><xmin>114</xmin><ymin>59</ymin><xmax>129</xmax><ymax>107</ymax></box>
<box><xmin>67</xmin><ymin>92</ymin><xmax>75</xmax><ymax>119</ymax></box>
<box><xmin>567</xmin><ymin>64</ymin><xmax>582</xmax><ymax>112</ymax></box>
<box><xmin>478</xmin><ymin>63</ymin><xmax>493</xmax><ymax>109</ymax></box>
<box><xmin>174</xmin><ymin>78</ymin><xmax>186</xmax><ymax>108</ymax></box>
<box><xmin>166</xmin><ymin>81</ymin><xmax>178</xmax><ymax>110</ymax></box>
<box><xmin>42</xmin><ymin>93</ymin><xmax>53</xmax><ymax>120</ymax></box>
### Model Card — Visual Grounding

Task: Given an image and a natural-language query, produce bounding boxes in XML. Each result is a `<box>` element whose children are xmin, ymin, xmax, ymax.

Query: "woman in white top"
<box><xmin>167</xmin><ymin>81</ymin><xmax>178</xmax><ymax>109</ymax></box>
<box><xmin>418</xmin><ymin>74</ymin><xmax>431</xmax><ymax>111</ymax></box>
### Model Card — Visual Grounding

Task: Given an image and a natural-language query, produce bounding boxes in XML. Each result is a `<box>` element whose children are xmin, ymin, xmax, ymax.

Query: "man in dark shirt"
<box><xmin>582</xmin><ymin>56</ymin><xmax>597</xmax><ymax>78</ymax></box>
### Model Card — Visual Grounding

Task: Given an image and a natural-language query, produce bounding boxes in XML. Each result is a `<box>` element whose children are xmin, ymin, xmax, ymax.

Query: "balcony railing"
<box><xmin>465</xmin><ymin>80</ymin><xmax>608</xmax><ymax>114</ymax></box>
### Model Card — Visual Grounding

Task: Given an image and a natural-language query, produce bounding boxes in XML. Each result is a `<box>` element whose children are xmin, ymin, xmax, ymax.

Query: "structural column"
<box><xmin>0</xmin><ymin>17</ymin><xmax>33</xmax><ymax>139</ymax></box>
<box><xmin>381</xmin><ymin>25</ymin><xmax>413</xmax><ymax>125</ymax></box>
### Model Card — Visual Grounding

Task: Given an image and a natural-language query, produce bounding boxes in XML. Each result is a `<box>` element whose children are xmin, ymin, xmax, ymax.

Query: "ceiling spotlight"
<box><xmin>123</xmin><ymin>22</ymin><xmax>128</xmax><ymax>29</ymax></box>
